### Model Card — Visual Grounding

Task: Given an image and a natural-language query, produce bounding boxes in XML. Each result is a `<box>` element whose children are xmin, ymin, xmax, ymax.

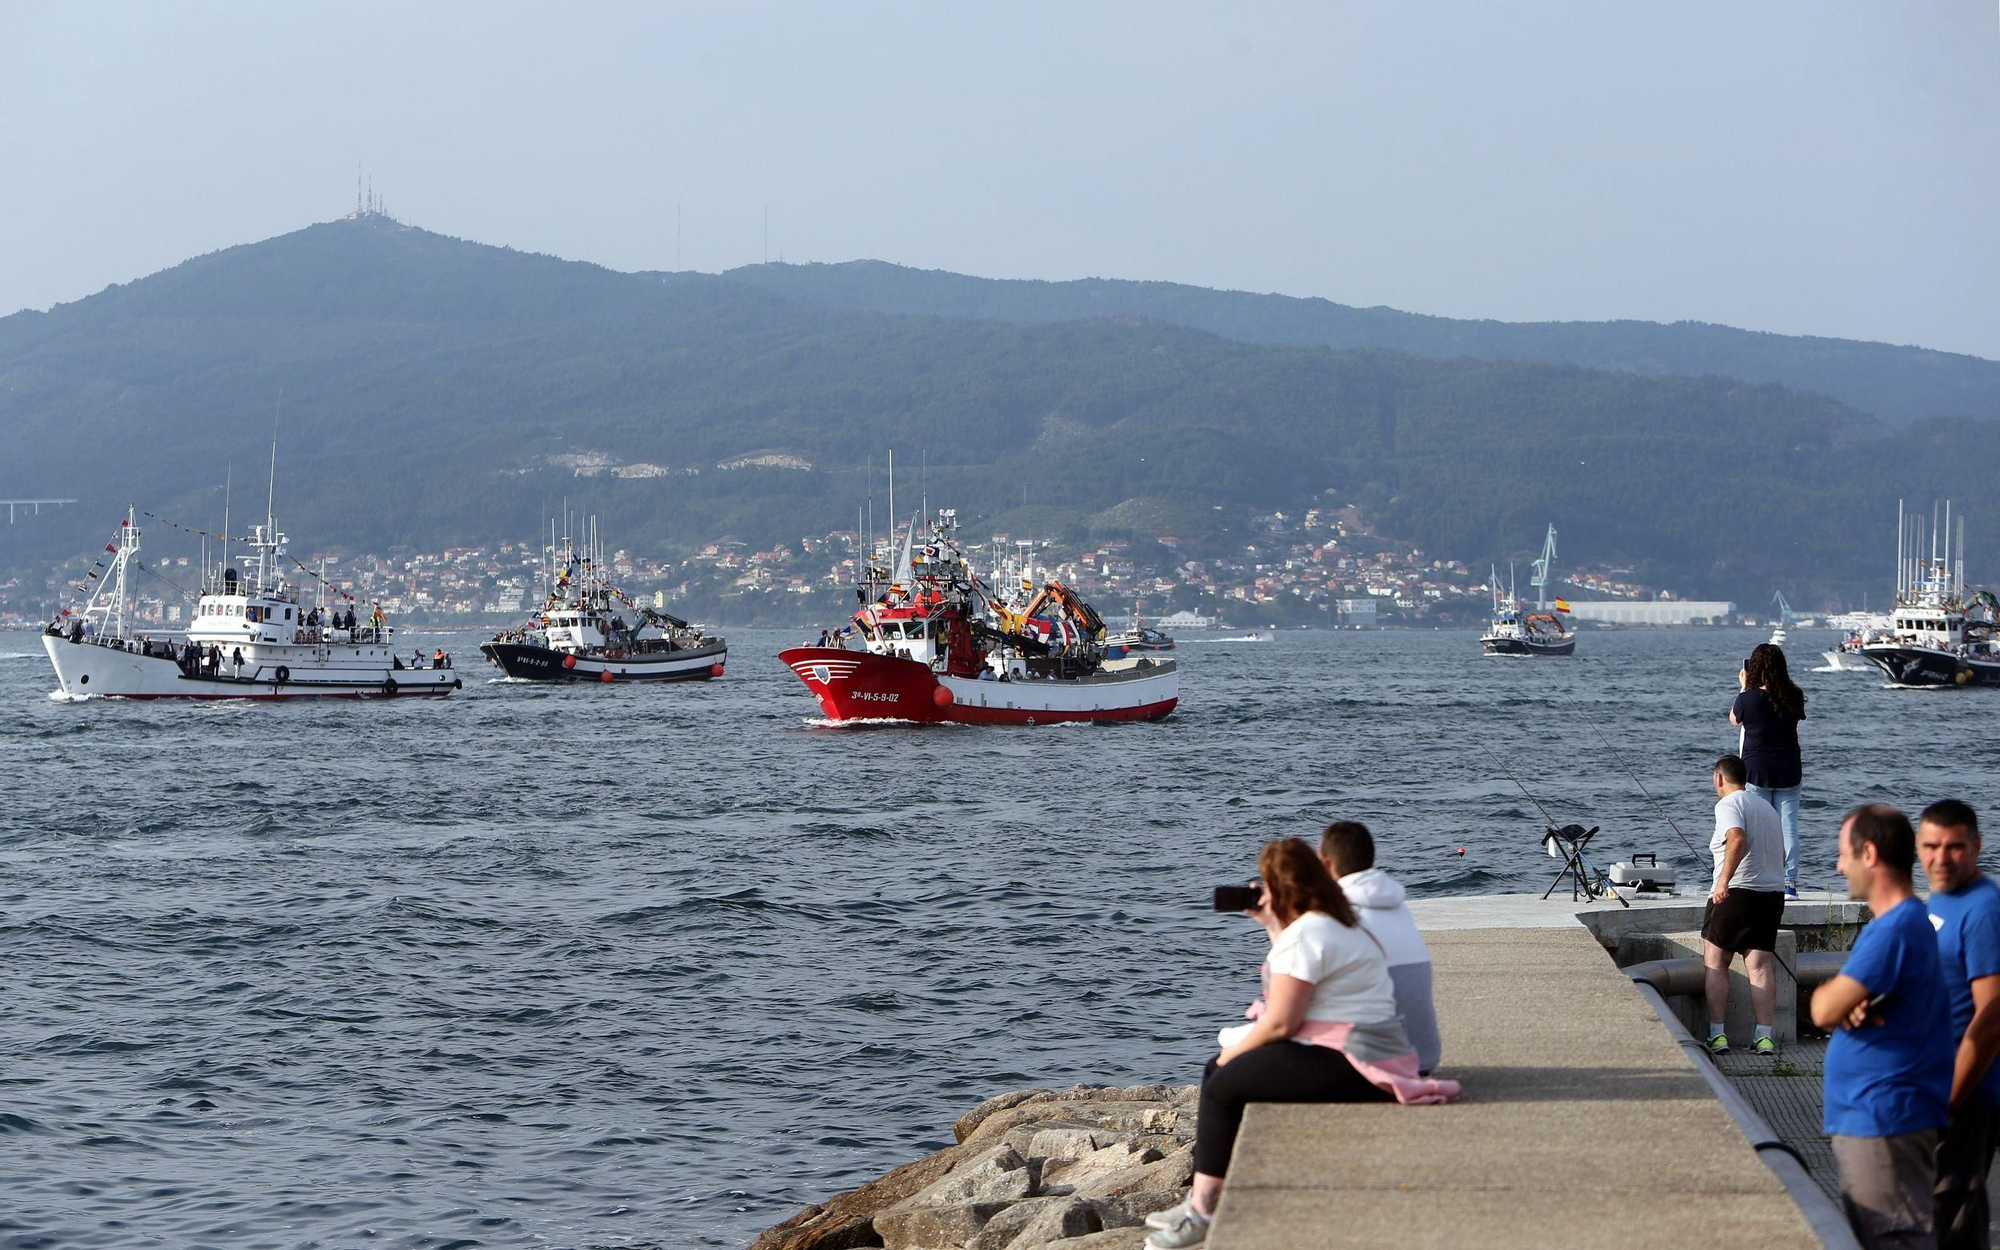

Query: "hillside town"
<box><xmin>0</xmin><ymin>505</ymin><xmax>1701</xmax><ymax>632</ymax></box>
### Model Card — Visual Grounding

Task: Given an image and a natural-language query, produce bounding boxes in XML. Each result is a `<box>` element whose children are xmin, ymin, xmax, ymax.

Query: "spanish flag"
<box><xmin>1555</xmin><ymin>598</ymin><xmax>1572</xmax><ymax>613</ymax></box>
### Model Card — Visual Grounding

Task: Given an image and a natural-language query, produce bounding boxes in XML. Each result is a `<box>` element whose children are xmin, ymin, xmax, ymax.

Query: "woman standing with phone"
<box><xmin>1732</xmin><ymin>642</ymin><xmax>1807</xmax><ymax>897</ymax></box>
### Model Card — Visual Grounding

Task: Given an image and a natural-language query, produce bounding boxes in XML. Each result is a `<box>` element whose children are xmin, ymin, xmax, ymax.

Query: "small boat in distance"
<box><xmin>481</xmin><ymin>523</ymin><xmax>725</xmax><ymax>683</ymax></box>
<box><xmin>1105</xmin><ymin>606</ymin><xmax>1176</xmax><ymax>658</ymax></box>
<box><xmin>780</xmin><ymin>509</ymin><xmax>1177</xmax><ymax>725</ymax></box>
<box><xmin>1859</xmin><ymin>501</ymin><xmax>2000</xmax><ymax>687</ymax></box>
<box><xmin>42</xmin><ymin>508</ymin><xmax>460</xmax><ymax>699</ymax></box>
<box><xmin>1821</xmin><ymin>611</ymin><xmax>1891</xmax><ymax>671</ymax></box>
<box><xmin>1480</xmin><ymin>526</ymin><xmax>1574</xmax><ymax>657</ymax></box>
<box><xmin>1769</xmin><ymin>591</ymin><xmax>1793</xmax><ymax>647</ymax></box>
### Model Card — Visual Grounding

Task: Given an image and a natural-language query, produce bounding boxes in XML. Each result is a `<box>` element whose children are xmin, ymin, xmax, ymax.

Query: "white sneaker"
<box><xmin>1144</xmin><ymin>1201</ymin><xmax>1192</xmax><ymax>1231</ymax></box>
<box><xmin>1145</xmin><ymin>1207</ymin><xmax>1211</xmax><ymax>1248</ymax></box>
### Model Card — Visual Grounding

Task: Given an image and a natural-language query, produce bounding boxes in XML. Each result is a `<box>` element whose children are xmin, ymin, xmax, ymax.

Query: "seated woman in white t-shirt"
<box><xmin>1146</xmin><ymin>837</ymin><xmax>1460</xmax><ymax>1250</ymax></box>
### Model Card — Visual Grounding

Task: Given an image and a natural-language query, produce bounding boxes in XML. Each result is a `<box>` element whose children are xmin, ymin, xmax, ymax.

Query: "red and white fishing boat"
<box><xmin>780</xmin><ymin>509</ymin><xmax>1178</xmax><ymax>725</ymax></box>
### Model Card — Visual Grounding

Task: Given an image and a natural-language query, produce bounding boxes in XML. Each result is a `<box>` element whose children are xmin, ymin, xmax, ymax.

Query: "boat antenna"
<box><xmin>888</xmin><ymin>449</ymin><xmax>896</xmax><ymax>556</ymax></box>
<box><xmin>267</xmin><ymin>390</ymin><xmax>282</xmax><ymax>537</ymax></box>
<box><xmin>921</xmin><ymin>448</ymin><xmax>928</xmax><ymax>522</ymax></box>
<box><xmin>221</xmin><ymin>464</ymin><xmax>232</xmax><ymax>579</ymax></box>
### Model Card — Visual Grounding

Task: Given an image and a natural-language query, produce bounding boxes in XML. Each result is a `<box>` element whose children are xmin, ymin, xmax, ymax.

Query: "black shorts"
<box><xmin>1703</xmin><ymin>888</ymin><xmax>1785</xmax><ymax>954</ymax></box>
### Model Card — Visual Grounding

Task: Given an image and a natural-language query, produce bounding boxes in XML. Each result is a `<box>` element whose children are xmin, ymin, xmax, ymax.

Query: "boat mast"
<box><xmin>1896</xmin><ymin>499</ymin><xmax>1905</xmax><ymax>603</ymax></box>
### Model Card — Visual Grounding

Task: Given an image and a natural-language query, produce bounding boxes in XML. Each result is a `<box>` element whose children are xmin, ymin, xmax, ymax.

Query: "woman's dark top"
<box><xmin>1734</xmin><ymin>688</ymin><xmax>1802</xmax><ymax>789</ymax></box>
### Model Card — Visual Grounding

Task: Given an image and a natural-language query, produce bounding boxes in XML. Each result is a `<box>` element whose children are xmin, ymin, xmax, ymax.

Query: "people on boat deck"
<box><xmin>1318</xmin><ymin>821</ymin><xmax>1442</xmax><ymax>1074</ymax></box>
<box><xmin>230</xmin><ymin>647</ymin><xmax>244</xmax><ymax>675</ymax></box>
<box><xmin>1813</xmin><ymin>804</ymin><xmax>1954</xmax><ymax>1250</ymax></box>
<box><xmin>1702</xmin><ymin>754</ymin><xmax>1786</xmax><ymax>1057</ymax></box>
<box><xmin>433</xmin><ymin>649</ymin><xmax>449</xmax><ymax>670</ymax></box>
<box><xmin>1147</xmin><ymin>837</ymin><xmax>1458</xmax><ymax>1250</ymax></box>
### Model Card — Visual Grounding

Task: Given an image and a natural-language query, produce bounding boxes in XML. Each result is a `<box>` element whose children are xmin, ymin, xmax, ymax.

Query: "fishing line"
<box><xmin>1470</xmin><ymin>735</ymin><xmax>1560</xmax><ymax>830</ymax></box>
<box><xmin>1565</xmin><ymin>695</ymin><xmax>1704</xmax><ymax>862</ymax></box>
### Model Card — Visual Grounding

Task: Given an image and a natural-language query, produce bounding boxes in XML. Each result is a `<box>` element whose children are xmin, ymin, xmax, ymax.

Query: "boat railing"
<box><xmin>289</xmin><ymin>626</ymin><xmax>391</xmax><ymax>646</ymax></box>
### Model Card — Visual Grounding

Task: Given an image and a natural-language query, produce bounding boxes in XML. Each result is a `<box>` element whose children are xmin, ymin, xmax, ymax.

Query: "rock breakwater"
<box><xmin>750</xmin><ymin>1084</ymin><xmax>1197</xmax><ymax>1250</ymax></box>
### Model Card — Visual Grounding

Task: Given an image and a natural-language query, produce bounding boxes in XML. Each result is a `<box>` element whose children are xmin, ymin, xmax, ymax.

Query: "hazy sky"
<box><xmin>4</xmin><ymin>2</ymin><xmax>1998</xmax><ymax>356</ymax></box>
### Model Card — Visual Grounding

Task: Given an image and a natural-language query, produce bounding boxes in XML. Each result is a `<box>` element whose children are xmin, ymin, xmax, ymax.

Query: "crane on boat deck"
<box><xmin>1001</xmin><ymin>581</ymin><xmax>1107</xmax><ymax>642</ymax></box>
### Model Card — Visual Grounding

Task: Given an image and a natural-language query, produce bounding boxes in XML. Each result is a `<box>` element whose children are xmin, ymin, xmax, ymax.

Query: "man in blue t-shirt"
<box><xmin>1920</xmin><ymin>799</ymin><xmax>2000</xmax><ymax>1250</ymax></box>
<box><xmin>1813</xmin><ymin>804</ymin><xmax>1956</xmax><ymax>1249</ymax></box>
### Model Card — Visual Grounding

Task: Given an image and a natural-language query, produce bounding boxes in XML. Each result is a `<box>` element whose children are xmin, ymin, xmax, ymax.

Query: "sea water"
<box><xmin>1</xmin><ymin>627</ymin><xmax>1993</xmax><ymax>1247</ymax></box>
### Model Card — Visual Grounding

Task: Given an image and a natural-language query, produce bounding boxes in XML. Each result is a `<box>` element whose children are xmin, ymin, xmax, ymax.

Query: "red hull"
<box><xmin>779</xmin><ymin>648</ymin><xmax>1176</xmax><ymax>725</ymax></box>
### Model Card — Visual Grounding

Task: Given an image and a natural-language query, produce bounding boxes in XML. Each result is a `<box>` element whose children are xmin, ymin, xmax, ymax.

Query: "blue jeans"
<box><xmin>1747</xmin><ymin>783</ymin><xmax>1802</xmax><ymax>889</ymax></box>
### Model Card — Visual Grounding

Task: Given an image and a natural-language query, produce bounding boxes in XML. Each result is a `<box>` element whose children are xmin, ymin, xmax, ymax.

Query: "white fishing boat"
<box><xmin>1481</xmin><ymin>526</ymin><xmax>1574</xmax><ymax>657</ymax></box>
<box><xmin>41</xmin><ymin>508</ymin><xmax>460</xmax><ymax>700</ymax></box>
<box><xmin>1858</xmin><ymin>501</ymin><xmax>2000</xmax><ymax>688</ymax></box>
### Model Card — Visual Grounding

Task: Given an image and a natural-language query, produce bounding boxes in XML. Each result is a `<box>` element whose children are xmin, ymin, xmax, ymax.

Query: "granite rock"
<box><xmin>751</xmin><ymin>1084</ymin><xmax>1200</xmax><ymax>1250</ymax></box>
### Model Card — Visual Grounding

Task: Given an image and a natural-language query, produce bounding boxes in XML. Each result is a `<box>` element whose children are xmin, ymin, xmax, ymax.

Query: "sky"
<box><xmin>3</xmin><ymin>1</ymin><xmax>1998</xmax><ymax>357</ymax></box>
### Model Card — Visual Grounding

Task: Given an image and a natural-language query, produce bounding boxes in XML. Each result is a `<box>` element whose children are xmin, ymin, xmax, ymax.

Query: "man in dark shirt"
<box><xmin>1732</xmin><ymin>656</ymin><xmax>1804</xmax><ymax>897</ymax></box>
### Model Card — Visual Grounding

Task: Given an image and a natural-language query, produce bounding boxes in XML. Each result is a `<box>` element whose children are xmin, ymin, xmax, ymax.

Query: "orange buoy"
<box><xmin>600</xmin><ymin>670</ymin><xmax>614</xmax><ymax>683</ymax></box>
<box><xmin>932</xmin><ymin>685</ymin><xmax>954</xmax><ymax>709</ymax></box>
<box><xmin>709</xmin><ymin>663</ymin><xmax>725</xmax><ymax>677</ymax></box>
<box><xmin>562</xmin><ymin>654</ymin><xmax>577</xmax><ymax>669</ymax></box>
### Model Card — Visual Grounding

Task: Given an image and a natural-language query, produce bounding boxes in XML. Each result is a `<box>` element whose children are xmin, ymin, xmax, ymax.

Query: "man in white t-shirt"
<box><xmin>1703</xmin><ymin>754</ymin><xmax>1788</xmax><ymax>1057</ymax></box>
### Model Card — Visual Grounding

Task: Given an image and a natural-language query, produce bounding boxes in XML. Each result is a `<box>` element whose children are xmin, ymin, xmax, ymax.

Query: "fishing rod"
<box><xmin>1472</xmin><ymin>735</ymin><xmax>1561</xmax><ymax>830</ymax></box>
<box><xmin>1566</xmin><ymin>693</ymin><xmax>1801</xmax><ymax>985</ymax></box>
<box><xmin>1565</xmin><ymin>695</ymin><xmax>1704</xmax><ymax>862</ymax></box>
<box><xmin>1472</xmin><ymin>734</ymin><xmax>1627</xmax><ymax>906</ymax></box>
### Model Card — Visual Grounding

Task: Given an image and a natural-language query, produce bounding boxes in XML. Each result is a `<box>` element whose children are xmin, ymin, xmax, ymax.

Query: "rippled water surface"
<box><xmin>3</xmin><ymin>626</ymin><xmax>1996</xmax><ymax>1247</ymax></box>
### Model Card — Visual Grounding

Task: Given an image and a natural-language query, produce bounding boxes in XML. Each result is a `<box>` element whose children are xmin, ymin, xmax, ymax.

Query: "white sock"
<box><xmin>1755</xmin><ymin>1025</ymin><xmax>1773</xmax><ymax>1041</ymax></box>
<box><xmin>1709</xmin><ymin>1022</ymin><xmax>1726</xmax><ymax>1039</ymax></box>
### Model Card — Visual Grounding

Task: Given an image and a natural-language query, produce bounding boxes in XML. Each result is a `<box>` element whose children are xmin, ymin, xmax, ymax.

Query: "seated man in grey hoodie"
<box><xmin>1320</xmin><ymin>821</ymin><xmax>1442</xmax><ymax>1074</ymax></box>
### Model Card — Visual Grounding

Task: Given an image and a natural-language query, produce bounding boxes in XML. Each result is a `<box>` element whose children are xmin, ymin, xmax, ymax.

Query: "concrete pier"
<box><xmin>1206</xmin><ymin>903</ymin><xmax>1829</xmax><ymax>1249</ymax></box>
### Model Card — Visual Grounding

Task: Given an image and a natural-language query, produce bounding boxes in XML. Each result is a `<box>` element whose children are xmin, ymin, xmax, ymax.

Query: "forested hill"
<box><xmin>723</xmin><ymin>260</ymin><xmax>2000</xmax><ymax>428</ymax></box>
<box><xmin>3</xmin><ymin>214</ymin><xmax>1999</xmax><ymax>608</ymax></box>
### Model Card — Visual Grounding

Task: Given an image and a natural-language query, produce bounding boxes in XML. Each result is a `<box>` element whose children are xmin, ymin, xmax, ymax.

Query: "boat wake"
<box><xmin>1185</xmin><ymin>634</ymin><xmax>1271</xmax><ymax>644</ymax></box>
<box><xmin>800</xmin><ymin>715</ymin><xmax>940</xmax><ymax>729</ymax></box>
<box><xmin>0</xmin><ymin>652</ymin><xmax>37</xmax><ymax>661</ymax></box>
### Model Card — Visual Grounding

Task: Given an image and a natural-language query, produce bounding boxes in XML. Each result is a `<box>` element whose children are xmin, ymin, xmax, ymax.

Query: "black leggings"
<box><xmin>1194</xmin><ymin>1043</ymin><xmax>1391</xmax><ymax>1177</ymax></box>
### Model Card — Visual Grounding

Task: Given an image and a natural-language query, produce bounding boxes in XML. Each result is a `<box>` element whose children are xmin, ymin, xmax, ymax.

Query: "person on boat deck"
<box><xmin>413</xmin><ymin>649</ymin><xmax>425</xmax><ymax>669</ymax></box>
<box><xmin>433</xmin><ymin>649</ymin><xmax>448</xmax><ymax>669</ymax></box>
<box><xmin>230</xmin><ymin>647</ymin><xmax>244</xmax><ymax>675</ymax></box>
<box><xmin>1146</xmin><ymin>838</ymin><xmax>1459</xmax><ymax>1249</ymax></box>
